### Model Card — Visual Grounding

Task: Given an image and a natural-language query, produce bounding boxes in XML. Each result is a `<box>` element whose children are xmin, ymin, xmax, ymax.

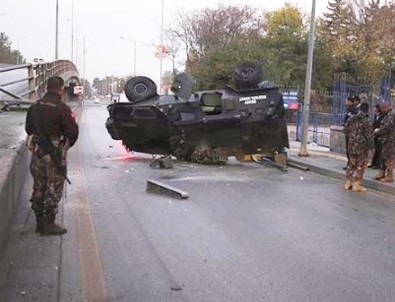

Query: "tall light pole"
<box><xmin>159</xmin><ymin>0</ymin><xmax>164</xmax><ymax>94</ymax></box>
<box><xmin>55</xmin><ymin>0</ymin><xmax>59</xmax><ymax>60</ymax></box>
<box><xmin>83</xmin><ymin>36</ymin><xmax>86</xmax><ymax>100</ymax></box>
<box><xmin>299</xmin><ymin>0</ymin><xmax>317</xmax><ymax>157</ymax></box>
<box><xmin>120</xmin><ymin>37</ymin><xmax>137</xmax><ymax>76</ymax></box>
<box><xmin>71</xmin><ymin>0</ymin><xmax>74</xmax><ymax>62</ymax></box>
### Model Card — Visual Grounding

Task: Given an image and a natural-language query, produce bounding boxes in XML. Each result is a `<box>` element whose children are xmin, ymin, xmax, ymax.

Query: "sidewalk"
<box><xmin>287</xmin><ymin>141</ymin><xmax>395</xmax><ymax>195</ymax></box>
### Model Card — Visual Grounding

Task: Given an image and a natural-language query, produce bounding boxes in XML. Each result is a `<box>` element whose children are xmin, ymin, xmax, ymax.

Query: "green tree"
<box><xmin>169</xmin><ymin>4</ymin><xmax>263</xmax><ymax>89</ymax></box>
<box><xmin>311</xmin><ymin>27</ymin><xmax>333</xmax><ymax>90</ymax></box>
<box><xmin>261</xmin><ymin>3</ymin><xmax>308</xmax><ymax>88</ymax></box>
<box><xmin>352</xmin><ymin>1</ymin><xmax>395</xmax><ymax>85</ymax></box>
<box><xmin>320</xmin><ymin>0</ymin><xmax>358</xmax><ymax>78</ymax></box>
<box><xmin>0</xmin><ymin>33</ymin><xmax>26</xmax><ymax>64</ymax></box>
<box><xmin>82</xmin><ymin>79</ymin><xmax>92</xmax><ymax>98</ymax></box>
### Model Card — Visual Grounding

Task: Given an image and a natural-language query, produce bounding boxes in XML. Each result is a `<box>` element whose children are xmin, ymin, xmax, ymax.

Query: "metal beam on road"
<box><xmin>146</xmin><ymin>179</ymin><xmax>189</xmax><ymax>199</ymax></box>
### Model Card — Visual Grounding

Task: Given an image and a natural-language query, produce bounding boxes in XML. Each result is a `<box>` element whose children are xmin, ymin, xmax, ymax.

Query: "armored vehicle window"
<box><xmin>158</xmin><ymin>95</ymin><xmax>179</xmax><ymax>105</ymax></box>
<box><xmin>201</xmin><ymin>92</ymin><xmax>222</xmax><ymax>115</ymax></box>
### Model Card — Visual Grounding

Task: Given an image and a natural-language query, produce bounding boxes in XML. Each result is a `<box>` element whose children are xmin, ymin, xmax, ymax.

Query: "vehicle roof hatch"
<box><xmin>171</xmin><ymin>73</ymin><xmax>196</xmax><ymax>100</ymax></box>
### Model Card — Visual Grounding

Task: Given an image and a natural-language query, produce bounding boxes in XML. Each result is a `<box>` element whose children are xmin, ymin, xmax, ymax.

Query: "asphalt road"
<box><xmin>1</xmin><ymin>100</ymin><xmax>395</xmax><ymax>302</ymax></box>
<box><xmin>66</xmin><ymin>101</ymin><xmax>395</xmax><ymax>302</ymax></box>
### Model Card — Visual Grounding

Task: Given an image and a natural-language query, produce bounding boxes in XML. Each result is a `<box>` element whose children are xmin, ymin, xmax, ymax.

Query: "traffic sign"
<box><xmin>154</xmin><ymin>44</ymin><xmax>169</xmax><ymax>59</ymax></box>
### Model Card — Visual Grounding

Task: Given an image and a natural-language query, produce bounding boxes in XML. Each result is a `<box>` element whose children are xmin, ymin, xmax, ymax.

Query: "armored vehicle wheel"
<box><xmin>125</xmin><ymin>76</ymin><xmax>157</xmax><ymax>103</ymax></box>
<box><xmin>233</xmin><ymin>62</ymin><xmax>263</xmax><ymax>89</ymax></box>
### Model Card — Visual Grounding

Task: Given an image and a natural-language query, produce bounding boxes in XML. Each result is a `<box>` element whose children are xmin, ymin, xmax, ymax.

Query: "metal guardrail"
<box><xmin>0</xmin><ymin>60</ymin><xmax>80</xmax><ymax>102</ymax></box>
<box><xmin>287</xmin><ymin>111</ymin><xmax>331</xmax><ymax>147</ymax></box>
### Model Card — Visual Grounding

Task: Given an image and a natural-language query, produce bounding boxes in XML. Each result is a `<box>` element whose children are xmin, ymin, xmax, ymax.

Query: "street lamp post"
<box><xmin>71</xmin><ymin>0</ymin><xmax>74</xmax><ymax>62</ymax></box>
<box><xmin>120</xmin><ymin>37</ymin><xmax>137</xmax><ymax>76</ymax></box>
<box><xmin>83</xmin><ymin>36</ymin><xmax>86</xmax><ymax>101</ymax></box>
<box><xmin>159</xmin><ymin>0</ymin><xmax>164</xmax><ymax>94</ymax></box>
<box><xmin>299</xmin><ymin>0</ymin><xmax>317</xmax><ymax>157</ymax></box>
<box><xmin>55</xmin><ymin>0</ymin><xmax>59</xmax><ymax>60</ymax></box>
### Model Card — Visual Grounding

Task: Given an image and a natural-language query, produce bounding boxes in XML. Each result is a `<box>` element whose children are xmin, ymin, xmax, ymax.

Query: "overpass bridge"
<box><xmin>0</xmin><ymin>59</ymin><xmax>81</xmax><ymax>107</ymax></box>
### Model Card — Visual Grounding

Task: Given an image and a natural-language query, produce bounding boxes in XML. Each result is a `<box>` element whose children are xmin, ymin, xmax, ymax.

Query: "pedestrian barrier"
<box><xmin>287</xmin><ymin>111</ymin><xmax>331</xmax><ymax>147</ymax></box>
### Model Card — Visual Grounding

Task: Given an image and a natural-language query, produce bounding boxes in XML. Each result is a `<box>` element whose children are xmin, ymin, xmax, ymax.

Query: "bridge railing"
<box><xmin>34</xmin><ymin>60</ymin><xmax>80</xmax><ymax>99</ymax></box>
<box><xmin>0</xmin><ymin>60</ymin><xmax>79</xmax><ymax>103</ymax></box>
<box><xmin>0</xmin><ymin>64</ymin><xmax>33</xmax><ymax>101</ymax></box>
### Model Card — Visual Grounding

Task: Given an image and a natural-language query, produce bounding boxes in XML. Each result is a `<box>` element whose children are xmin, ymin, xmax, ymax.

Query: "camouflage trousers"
<box><xmin>346</xmin><ymin>154</ymin><xmax>368</xmax><ymax>181</ymax></box>
<box><xmin>29</xmin><ymin>152</ymin><xmax>66</xmax><ymax>216</ymax></box>
<box><xmin>382</xmin><ymin>141</ymin><xmax>394</xmax><ymax>162</ymax></box>
<box><xmin>382</xmin><ymin>159</ymin><xmax>394</xmax><ymax>171</ymax></box>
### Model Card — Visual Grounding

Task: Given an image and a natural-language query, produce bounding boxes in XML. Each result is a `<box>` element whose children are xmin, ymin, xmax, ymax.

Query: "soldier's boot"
<box><xmin>373</xmin><ymin>170</ymin><xmax>385</xmax><ymax>180</ymax></box>
<box><xmin>381</xmin><ymin>165</ymin><xmax>394</xmax><ymax>183</ymax></box>
<box><xmin>343</xmin><ymin>179</ymin><xmax>352</xmax><ymax>190</ymax></box>
<box><xmin>40</xmin><ymin>214</ymin><xmax>67</xmax><ymax>236</ymax></box>
<box><xmin>35</xmin><ymin>213</ymin><xmax>45</xmax><ymax>233</ymax></box>
<box><xmin>31</xmin><ymin>202</ymin><xmax>45</xmax><ymax>232</ymax></box>
<box><xmin>352</xmin><ymin>181</ymin><xmax>367</xmax><ymax>193</ymax></box>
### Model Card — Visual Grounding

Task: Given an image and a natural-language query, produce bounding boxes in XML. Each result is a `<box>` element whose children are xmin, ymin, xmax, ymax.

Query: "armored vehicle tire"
<box><xmin>233</xmin><ymin>62</ymin><xmax>263</xmax><ymax>89</ymax></box>
<box><xmin>125</xmin><ymin>76</ymin><xmax>157</xmax><ymax>103</ymax></box>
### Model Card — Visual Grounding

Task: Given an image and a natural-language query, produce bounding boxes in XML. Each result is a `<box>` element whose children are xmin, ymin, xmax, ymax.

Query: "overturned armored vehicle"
<box><xmin>105</xmin><ymin>63</ymin><xmax>289</xmax><ymax>164</ymax></box>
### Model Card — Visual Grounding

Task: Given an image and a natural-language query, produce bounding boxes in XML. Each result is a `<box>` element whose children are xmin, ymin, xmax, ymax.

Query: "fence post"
<box><xmin>27</xmin><ymin>64</ymin><xmax>36</xmax><ymax>101</ymax></box>
<box><xmin>296</xmin><ymin>109</ymin><xmax>302</xmax><ymax>141</ymax></box>
<box><xmin>312</xmin><ymin>112</ymin><xmax>318</xmax><ymax>143</ymax></box>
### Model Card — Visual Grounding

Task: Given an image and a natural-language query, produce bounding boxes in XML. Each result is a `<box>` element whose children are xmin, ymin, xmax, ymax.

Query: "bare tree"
<box><xmin>168</xmin><ymin>5</ymin><xmax>261</xmax><ymax>59</ymax></box>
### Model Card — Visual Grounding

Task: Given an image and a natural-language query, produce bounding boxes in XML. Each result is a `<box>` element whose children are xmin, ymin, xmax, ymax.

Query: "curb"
<box><xmin>288</xmin><ymin>158</ymin><xmax>395</xmax><ymax>196</ymax></box>
<box><xmin>0</xmin><ymin>139</ymin><xmax>30</xmax><ymax>261</ymax></box>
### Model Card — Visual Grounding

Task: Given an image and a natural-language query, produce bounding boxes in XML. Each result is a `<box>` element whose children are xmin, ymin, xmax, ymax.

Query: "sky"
<box><xmin>1</xmin><ymin>0</ymin><xmax>329</xmax><ymax>87</ymax></box>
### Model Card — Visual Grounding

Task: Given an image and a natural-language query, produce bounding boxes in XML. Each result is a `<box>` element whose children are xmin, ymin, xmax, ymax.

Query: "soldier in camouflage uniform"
<box><xmin>343</xmin><ymin>103</ymin><xmax>374</xmax><ymax>192</ymax></box>
<box><xmin>343</xmin><ymin>96</ymin><xmax>358</xmax><ymax>170</ymax></box>
<box><xmin>373</xmin><ymin>103</ymin><xmax>394</xmax><ymax>183</ymax></box>
<box><xmin>25</xmin><ymin>76</ymin><xmax>79</xmax><ymax>235</ymax></box>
